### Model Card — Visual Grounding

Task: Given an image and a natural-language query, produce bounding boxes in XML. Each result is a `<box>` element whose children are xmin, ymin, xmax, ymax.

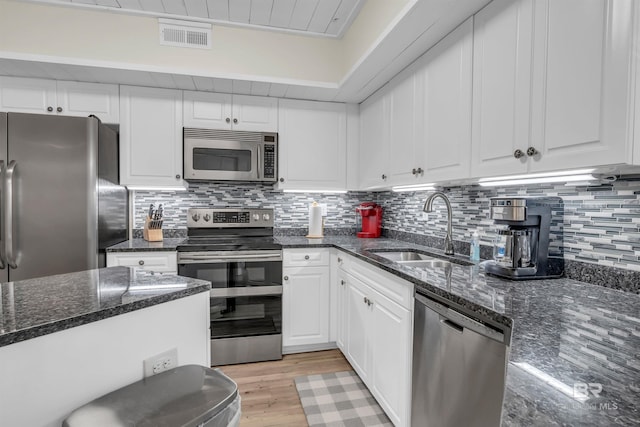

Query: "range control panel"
<box><xmin>187</xmin><ymin>208</ymin><xmax>274</xmax><ymax>228</ymax></box>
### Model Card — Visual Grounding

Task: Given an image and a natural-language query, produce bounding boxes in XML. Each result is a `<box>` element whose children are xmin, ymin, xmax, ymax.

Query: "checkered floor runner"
<box><xmin>295</xmin><ymin>371</ymin><xmax>393</xmax><ymax>427</ymax></box>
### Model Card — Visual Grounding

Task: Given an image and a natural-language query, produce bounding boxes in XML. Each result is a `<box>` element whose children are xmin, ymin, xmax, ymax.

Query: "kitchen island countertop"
<box><xmin>0</xmin><ymin>266</ymin><xmax>211</xmax><ymax>347</ymax></box>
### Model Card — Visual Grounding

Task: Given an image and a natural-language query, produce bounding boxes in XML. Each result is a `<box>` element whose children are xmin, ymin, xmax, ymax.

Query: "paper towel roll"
<box><xmin>307</xmin><ymin>202</ymin><xmax>323</xmax><ymax>238</ymax></box>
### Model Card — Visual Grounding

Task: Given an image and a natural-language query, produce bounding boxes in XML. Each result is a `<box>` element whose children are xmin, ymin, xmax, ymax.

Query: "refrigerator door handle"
<box><xmin>5</xmin><ymin>160</ymin><xmax>17</xmax><ymax>269</ymax></box>
<box><xmin>0</xmin><ymin>160</ymin><xmax>5</xmax><ymax>270</ymax></box>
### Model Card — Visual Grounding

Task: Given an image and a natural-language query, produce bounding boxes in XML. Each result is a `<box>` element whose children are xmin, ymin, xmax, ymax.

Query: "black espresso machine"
<box><xmin>485</xmin><ymin>197</ymin><xmax>564</xmax><ymax>280</ymax></box>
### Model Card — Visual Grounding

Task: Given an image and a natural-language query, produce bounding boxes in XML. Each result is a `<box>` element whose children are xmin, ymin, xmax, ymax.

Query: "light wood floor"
<box><xmin>218</xmin><ymin>349</ymin><xmax>352</xmax><ymax>427</ymax></box>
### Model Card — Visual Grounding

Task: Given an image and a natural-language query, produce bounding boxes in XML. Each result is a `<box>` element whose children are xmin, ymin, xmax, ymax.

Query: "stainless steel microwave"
<box><xmin>183</xmin><ymin>128</ymin><xmax>278</xmax><ymax>182</ymax></box>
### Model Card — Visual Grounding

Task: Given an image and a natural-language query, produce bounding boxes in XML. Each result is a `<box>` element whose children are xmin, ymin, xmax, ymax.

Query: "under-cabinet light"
<box><xmin>478</xmin><ymin>169</ymin><xmax>596</xmax><ymax>187</ymax></box>
<box><xmin>392</xmin><ymin>183</ymin><xmax>436</xmax><ymax>192</ymax></box>
<box><xmin>282</xmin><ymin>189</ymin><xmax>348</xmax><ymax>194</ymax></box>
<box><xmin>126</xmin><ymin>185</ymin><xmax>188</xmax><ymax>192</ymax></box>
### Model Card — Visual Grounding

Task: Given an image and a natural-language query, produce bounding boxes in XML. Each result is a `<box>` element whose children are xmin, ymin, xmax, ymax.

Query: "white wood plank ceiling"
<box><xmin>25</xmin><ymin>0</ymin><xmax>365</xmax><ymax>37</ymax></box>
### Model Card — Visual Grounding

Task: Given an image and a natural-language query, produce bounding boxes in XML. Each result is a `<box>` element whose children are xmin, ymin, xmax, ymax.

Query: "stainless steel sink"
<box><xmin>372</xmin><ymin>251</ymin><xmax>438</xmax><ymax>262</ymax></box>
<box><xmin>399</xmin><ymin>259</ymin><xmax>452</xmax><ymax>269</ymax></box>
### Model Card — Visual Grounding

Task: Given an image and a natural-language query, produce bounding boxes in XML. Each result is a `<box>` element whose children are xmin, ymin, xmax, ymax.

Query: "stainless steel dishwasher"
<box><xmin>412</xmin><ymin>292</ymin><xmax>509</xmax><ymax>427</ymax></box>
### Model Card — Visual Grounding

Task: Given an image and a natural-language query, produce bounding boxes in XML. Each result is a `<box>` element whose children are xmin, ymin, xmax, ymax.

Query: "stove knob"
<box><xmin>262</xmin><ymin>213</ymin><xmax>270</xmax><ymax>221</ymax></box>
<box><xmin>192</xmin><ymin>213</ymin><xmax>201</xmax><ymax>222</ymax></box>
<box><xmin>252</xmin><ymin>213</ymin><xmax>260</xmax><ymax>221</ymax></box>
<box><xmin>203</xmin><ymin>214</ymin><xmax>211</xmax><ymax>222</ymax></box>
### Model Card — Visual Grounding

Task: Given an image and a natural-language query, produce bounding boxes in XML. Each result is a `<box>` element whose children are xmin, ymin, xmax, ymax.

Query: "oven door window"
<box><xmin>210</xmin><ymin>294</ymin><xmax>282</xmax><ymax>339</ymax></box>
<box><xmin>177</xmin><ymin>260</ymin><xmax>282</xmax><ymax>289</ymax></box>
<box><xmin>193</xmin><ymin>147</ymin><xmax>252</xmax><ymax>172</ymax></box>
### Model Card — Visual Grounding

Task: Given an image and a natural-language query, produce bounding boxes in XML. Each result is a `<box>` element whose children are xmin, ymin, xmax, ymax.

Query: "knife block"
<box><xmin>143</xmin><ymin>218</ymin><xmax>163</xmax><ymax>242</ymax></box>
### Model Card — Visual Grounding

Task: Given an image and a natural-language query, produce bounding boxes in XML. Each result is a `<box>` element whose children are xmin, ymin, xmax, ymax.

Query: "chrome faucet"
<box><xmin>423</xmin><ymin>192</ymin><xmax>454</xmax><ymax>256</ymax></box>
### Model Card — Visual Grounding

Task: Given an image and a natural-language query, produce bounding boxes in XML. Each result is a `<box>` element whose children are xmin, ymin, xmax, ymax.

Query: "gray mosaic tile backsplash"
<box><xmin>133</xmin><ymin>179</ymin><xmax>640</xmax><ymax>272</ymax></box>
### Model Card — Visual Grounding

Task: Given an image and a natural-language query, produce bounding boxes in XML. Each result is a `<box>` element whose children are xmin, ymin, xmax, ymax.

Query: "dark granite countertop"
<box><xmin>0</xmin><ymin>267</ymin><xmax>211</xmax><ymax>347</ymax></box>
<box><xmin>276</xmin><ymin>236</ymin><xmax>640</xmax><ymax>426</ymax></box>
<box><xmin>106</xmin><ymin>238</ymin><xmax>185</xmax><ymax>252</ymax></box>
<box><xmin>106</xmin><ymin>236</ymin><xmax>639</xmax><ymax>424</ymax></box>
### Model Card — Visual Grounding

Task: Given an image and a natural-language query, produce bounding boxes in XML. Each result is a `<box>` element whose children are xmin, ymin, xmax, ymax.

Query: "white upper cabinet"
<box><xmin>472</xmin><ymin>0</ymin><xmax>635</xmax><ymax>178</ymax></box>
<box><xmin>416</xmin><ymin>18</ymin><xmax>473</xmax><ymax>183</ymax></box>
<box><xmin>387</xmin><ymin>72</ymin><xmax>421</xmax><ymax>186</ymax></box>
<box><xmin>0</xmin><ymin>77</ymin><xmax>119</xmax><ymax>123</ymax></box>
<box><xmin>183</xmin><ymin>91</ymin><xmax>277</xmax><ymax>132</ymax></box>
<box><xmin>277</xmin><ymin>99</ymin><xmax>347</xmax><ymax>191</ymax></box>
<box><xmin>359</xmin><ymin>89</ymin><xmax>390</xmax><ymax>190</ymax></box>
<box><xmin>119</xmin><ymin>85</ymin><xmax>183</xmax><ymax>187</ymax></box>
<box><xmin>471</xmin><ymin>0</ymin><xmax>535</xmax><ymax>177</ymax></box>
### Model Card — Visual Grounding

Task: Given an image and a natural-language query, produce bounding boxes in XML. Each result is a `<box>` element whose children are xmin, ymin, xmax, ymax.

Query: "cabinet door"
<box><xmin>231</xmin><ymin>95</ymin><xmax>278</xmax><ymax>132</ymax></box>
<box><xmin>119</xmin><ymin>86</ymin><xmax>183</xmax><ymax>187</ymax></box>
<box><xmin>471</xmin><ymin>0</ymin><xmax>534</xmax><ymax>178</ymax></box>
<box><xmin>370</xmin><ymin>288</ymin><xmax>412</xmax><ymax>427</ymax></box>
<box><xmin>418</xmin><ymin>18</ymin><xmax>473</xmax><ymax>183</ymax></box>
<box><xmin>529</xmin><ymin>0</ymin><xmax>634</xmax><ymax>171</ymax></box>
<box><xmin>56</xmin><ymin>81</ymin><xmax>119</xmax><ymax>123</ymax></box>
<box><xmin>335</xmin><ymin>270</ymin><xmax>348</xmax><ymax>351</ymax></box>
<box><xmin>0</xmin><ymin>77</ymin><xmax>56</xmax><ymax>114</ymax></box>
<box><xmin>387</xmin><ymin>72</ymin><xmax>420</xmax><ymax>185</ymax></box>
<box><xmin>345</xmin><ymin>276</ymin><xmax>371</xmax><ymax>382</ymax></box>
<box><xmin>277</xmin><ymin>99</ymin><xmax>346</xmax><ymax>190</ymax></box>
<box><xmin>282</xmin><ymin>266</ymin><xmax>330</xmax><ymax>347</ymax></box>
<box><xmin>183</xmin><ymin>91</ymin><xmax>232</xmax><ymax>129</ymax></box>
<box><xmin>359</xmin><ymin>90</ymin><xmax>390</xmax><ymax>189</ymax></box>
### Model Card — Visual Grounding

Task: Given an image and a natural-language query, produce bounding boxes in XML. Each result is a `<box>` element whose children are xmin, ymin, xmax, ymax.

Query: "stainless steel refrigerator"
<box><xmin>0</xmin><ymin>112</ymin><xmax>128</xmax><ymax>282</ymax></box>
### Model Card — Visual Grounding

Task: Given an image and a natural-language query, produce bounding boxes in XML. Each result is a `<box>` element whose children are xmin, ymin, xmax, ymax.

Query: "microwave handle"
<box><xmin>256</xmin><ymin>145</ymin><xmax>261</xmax><ymax>180</ymax></box>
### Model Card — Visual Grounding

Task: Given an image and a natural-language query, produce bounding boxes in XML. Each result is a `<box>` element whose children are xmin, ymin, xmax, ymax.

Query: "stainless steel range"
<box><xmin>177</xmin><ymin>208</ymin><xmax>282</xmax><ymax>366</ymax></box>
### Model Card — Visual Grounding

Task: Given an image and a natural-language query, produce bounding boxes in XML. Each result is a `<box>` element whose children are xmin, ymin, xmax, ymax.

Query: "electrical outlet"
<box><xmin>143</xmin><ymin>348</ymin><xmax>178</xmax><ymax>377</ymax></box>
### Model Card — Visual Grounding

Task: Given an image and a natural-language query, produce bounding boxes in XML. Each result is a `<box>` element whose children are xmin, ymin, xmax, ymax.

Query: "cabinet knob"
<box><xmin>340</xmin><ymin>280</ymin><xmax>345</xmax><ymax>286</ymax></box>
<box><xmin>176</xmin><ymin>174</ymin><xmax>181</xmax><ymax>179</ymax></box>
<box><xmin>381</xmin><ymin>174</ymin><xmax>387</xmax><ymax>180</ymax></box>
<box><xmin>138</xmin><ymin>260</ymin><xmax>144</xmax><ymax>266</ymax></box>
<box><xmin>363</xmin><ymin>296</ymin><xmax>368</xmax><ymax>304</ymax></box>
<box><xmin>284</xmin><ymin>275</ymin><xmax>289</xmax><ymax>281</ymax></box>
<box><xmin>57</xmin><ymin>107</ymin><xmax>63</xmax><ymax>113</ymax></box>
<box><xmin>412</xmin><ymin>167</ymin><xmax>424</xmax><ymax>175</ymax></box>
<box><xmin>226</xmin><ymin>117</ymin><xmax>231</xmax><ymax>123</ymax></box>
<box><xmin>233</xmin><ymin>118</ymin><xmax>238</xmax><ymax>124</ymax></box>
<box><xmin>279</xmin><ymin>177</ymin><xmax>284</xmax><ymax>183</ymax></box>
<box><xmin>47</xmin><ymin>106</ymin><xmax>53</xmax><ymax>112</ymax></box>
<box><xmin>526</xmin><ymin>147</ymin><xmax>539</xmax><ymax>157</ymax></box>
<box><xmin>337</xmin><ymin>257</ymin><xmax>342</xmax><ymax>263</ymax></box>
<box><xmin>513</xmin><ymin>149</ymin><xmax>525</xmax><ymax>159</ymax></box>
<box><xmin>304</xmin><ymin>255</ymin><xmax>310</xmax><ymax>260</ymax></box>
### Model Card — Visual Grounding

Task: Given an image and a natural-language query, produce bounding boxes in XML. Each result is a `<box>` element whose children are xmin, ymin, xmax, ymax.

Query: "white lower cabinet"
<box><xmin>282</xmin><ymin>249</ymin><xmax>331</xmax><ymax>351</ymax></box>
<box><xmin>340</xmin><ymin>253</ymin><xmax>413</xmax><ymax>427</ymax></box>
<box><xmin>106</xmin><ymin>251</ymin><xmax>177</xmax><ymax>275</ymax></box>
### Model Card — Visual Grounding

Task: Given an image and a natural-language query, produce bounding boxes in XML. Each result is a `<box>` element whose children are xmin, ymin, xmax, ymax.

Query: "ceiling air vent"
<box><xmin>159</xmin><ymin>19</ymin><xmax>211</xmax><ymax>49</ymax></box>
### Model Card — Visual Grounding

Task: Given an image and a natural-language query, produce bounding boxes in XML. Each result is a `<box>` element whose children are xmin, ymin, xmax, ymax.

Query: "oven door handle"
<box><xmin>210</xmin><ymin>285</ymin><xmax>283</xmax><ymax>298</ymax></box>
<box><xmin>178</xmin><ymin>253</ymin><xmax>282</xmax><ymax>263</ymax></box>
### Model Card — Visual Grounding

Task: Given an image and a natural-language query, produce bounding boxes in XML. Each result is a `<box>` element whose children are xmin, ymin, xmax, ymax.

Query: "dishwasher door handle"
<box><xmin>440</xmin><ymin>318</ymin><xmax>464</xmax><ymax>333</ymax></box>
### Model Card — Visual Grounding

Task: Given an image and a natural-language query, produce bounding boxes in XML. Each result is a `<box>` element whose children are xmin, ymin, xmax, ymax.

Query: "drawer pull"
<box><xmin>138</xmin><ymin>260</ymin><xmax>145</xmax><ymax>266</ymax></box>
<box><xmin>284</xmin><ymin>275</ymin><xmax>289</xmax><ymax>281</ymax></box>
<box><xmin>304</xmin><ymin>255</ymin><xmax>310</xmax><ymax>260</ymax></box>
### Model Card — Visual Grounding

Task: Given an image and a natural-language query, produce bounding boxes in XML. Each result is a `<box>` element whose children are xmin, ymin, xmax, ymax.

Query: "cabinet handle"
<box><xmin>304</xmin><ymin>255</ymin><xmax>310</xmax><ymax>260</ymax></box>
<box><xmin>412</xmin><ymin>167</ymin><xmax>424</xmax><ymax>175</ymax></box>
<box><xmin>138</xmin><ymin>260</ymin><xmax>145</xmax><ymax>266</ymax></box>
<box><xmin>57</xmin><ymin>107</ymin><xmax>63</xmax><ymax>113</ymax></box>
<box><xmin>226</xmin><ymin>118</ymin><xmax>231</xmax><ymax>123</ymax></box>
<box><xmin>381</xmin><ymin>174</ymin><xmax>387</xmax><ymax>180</ymax></box>
<box><xmin>279</xmin><ymin>177</ymin><xmax>284</xmax><ymax>183</ymax></box>
<box><xmin>526</xmin><ymin>147</ymin><xmax>539</xmax><ymax>157</ymax></box>
<box><xmin>175</xmin><ymin>174</ymin><xmax>181</xmax><ymax>179</ymax></box>
<box><xmin>340</xmin><ymin>280</ymin><xmax>345</xmax><ymax>286</ymax></box>
<box><xmin>47</xmin><ymin>106</ymin><xmax>53</xmax><ymax>112</ymax></box>
<box><xmin>284</xmin><ymin>275</ymin><xmax>289</xmax><ymax>281</ymax></box>
<box><xmin>513</xmin><ymin>149</ymin><xmax>525</xmax><ymax>159</ymax></box>
<box><xmin>363</xmin><ymin>296</ymin><xmax>368</xmax><ymax>304</ymax></box>
<box><xmin>233</xmin><ymin>118</ymin><xmax>238</xmax><ymax>124</ymax></box>
<box><xmin>337</xmin><ymin>257</ymin><xmax>342</xmax><ymax>263</ymax></box>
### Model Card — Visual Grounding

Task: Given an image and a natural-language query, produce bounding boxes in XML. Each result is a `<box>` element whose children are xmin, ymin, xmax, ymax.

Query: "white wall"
<box><xmin>0</xmin><ymin>292</ymin><xmax>210</xmax><ymax>427</ymax></box>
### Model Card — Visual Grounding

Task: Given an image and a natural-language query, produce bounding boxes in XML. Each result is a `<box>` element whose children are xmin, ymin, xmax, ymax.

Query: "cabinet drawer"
<box><xmin>283</xmin><ymin>249</ymin><xmax>330</xmax><ymax>267</ymax></box>
<box><xmin>106</xmin><ymin>252</ymin><xmax>177</xmax><ymax>273</ymax></box>
<box><xmin>336</xmin><ymin>251</ymin><xmax>413</xmax><ymax>310</ymax></box>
